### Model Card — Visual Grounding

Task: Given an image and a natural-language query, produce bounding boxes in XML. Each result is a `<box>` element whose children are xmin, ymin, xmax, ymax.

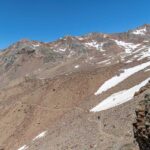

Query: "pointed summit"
<box><xmin>131</xmin><ymin>24</ymin><xmax>150</xmax><ymax>35</ymax></box>
<box><xmin>141</xmin><ymin>24</ymin><xmax>150</xmax><ymax>28</ymax></box>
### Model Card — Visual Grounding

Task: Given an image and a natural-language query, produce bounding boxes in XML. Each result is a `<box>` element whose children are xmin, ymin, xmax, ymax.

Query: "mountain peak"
<box><xmin>130</xmin><ymin>24</ymin><xmax>150</xmax><ymax>36</ymax></box>
<box><xmin>141</xmin><ymin>23</ymin><xmax>150</xmax><ymax>28</ymax></box>
<box><xmin>20</xmin><ymin>38</ymin><xmax>30</xmax><ymax>42</ymax></box>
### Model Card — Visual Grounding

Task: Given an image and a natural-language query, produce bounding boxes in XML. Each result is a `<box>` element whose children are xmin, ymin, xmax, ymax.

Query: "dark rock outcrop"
<box><xmin>133</xmin><ymin>94</ymin><xmax>150</xmax><ymax>150</ymax></box>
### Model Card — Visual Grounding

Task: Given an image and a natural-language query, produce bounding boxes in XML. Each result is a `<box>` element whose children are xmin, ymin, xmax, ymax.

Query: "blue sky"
<box><xmin>0</xmin><ymin>0</ymin><xmax>150</xmax><ymax>49</ymax></box>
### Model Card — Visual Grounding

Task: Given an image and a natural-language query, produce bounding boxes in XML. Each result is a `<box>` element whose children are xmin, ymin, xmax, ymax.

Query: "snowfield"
<box><xmin>95</xmin><ymin>61</ymin><xmax>150</xmax><ymax>95</ymax></box>
<box><xmin>91</xmin><ymin>77</ymin><xmax>150</xmax><ymax>112</ymax></box>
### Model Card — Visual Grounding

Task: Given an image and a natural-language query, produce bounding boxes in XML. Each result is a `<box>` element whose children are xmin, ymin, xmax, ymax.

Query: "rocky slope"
<box><xmin>133</xmin><ymin>88</ymin><xmax>150</xmax><ymax>150</ymax></box>
<box><xmin>0</xmin><ymin>24</ymin><xmax>150</xmax><ymax>150</ymax></box>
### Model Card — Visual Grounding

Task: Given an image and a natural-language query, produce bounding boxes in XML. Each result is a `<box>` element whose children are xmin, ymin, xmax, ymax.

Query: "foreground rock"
<box><xmin>133</xmin><ymin>93</ymin><xmax>150</xmax><ymax>150</ymax></box>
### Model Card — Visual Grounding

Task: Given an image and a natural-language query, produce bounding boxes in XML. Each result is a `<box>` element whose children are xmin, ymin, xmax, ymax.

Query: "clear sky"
<box><xmin>0</xmin><ymin>0</ymin><xmax>150</xmax><ymax>49</ymax></box>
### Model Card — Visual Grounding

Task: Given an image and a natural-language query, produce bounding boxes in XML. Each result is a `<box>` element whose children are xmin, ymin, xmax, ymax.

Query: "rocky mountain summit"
<box><xmin>0</xmin><ymin>24</ymin><xmax>150</xmax><ymax>150</ymax></box>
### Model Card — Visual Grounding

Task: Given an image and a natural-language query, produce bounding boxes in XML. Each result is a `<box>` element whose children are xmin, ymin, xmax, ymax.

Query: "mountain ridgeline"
<box><xmin>0</xmin><ymin>24</ymin><xmax>150</xmax><ymax>150</ymax></box>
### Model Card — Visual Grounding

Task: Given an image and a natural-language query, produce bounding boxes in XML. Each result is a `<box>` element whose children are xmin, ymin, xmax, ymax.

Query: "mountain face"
<box><xmin>0</xmin><ymin>24</ymin><xmax>150</xmax><ymax>150</ymax></box>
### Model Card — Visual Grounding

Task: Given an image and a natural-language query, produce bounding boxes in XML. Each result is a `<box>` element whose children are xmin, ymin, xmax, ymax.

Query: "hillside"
<box><xmin>0</xmin><ymin>24</ymin><xmax>150</xmax><ymax>150</ymax></box>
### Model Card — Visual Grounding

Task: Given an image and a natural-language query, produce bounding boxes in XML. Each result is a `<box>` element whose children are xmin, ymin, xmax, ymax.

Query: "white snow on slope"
<box><xmin>132</xmin><ymin>46</ymin><xmax>147</xmax><ymax>54</ymax></box>
<box><xmin>91</xmin><ymin>77</ymin><xmax>150</xmax><ymax>112</ymax></box>
<box><xmin>33</xmin><ymin>131</ymin><xmax>47</xmax><ymax>141</ymax></box>
<box><xmin>85</xmin><ymin>41</ymin><xmax>99</xmax><ymax>49</ymax></box>
<box><xmin>145</xmin><ymin>68</ymin><xmax>150</xmax><ymax>72</ymax></box>
<box><xmin>18</xmin><ymin>145</ymin><xmax>28</xmax><ymax>150</ymax></box>
<box><xmin>54</xmin><ymin>48</ymin><xmax>67</xmax><ymax>53</ymax></box>
<box><xmin>97</xmin><ymin>59</ymin><xmax>110</xmax><ymax>64</ymax></box>
<box><xmin>74</xmin><ymin>65</ymin><xmax>79</xmax><ymax>69</ymax></box>
<box><xmin>137</xmin><ymin>48</ymin><xmax>150</xmax><ymax>60</ymax></box>
<box><xmin>77</xmin><ymin>37</ymin><xmax>84</xmax><ymax>40</ymax></box>
<box><xmin>125</xmin><ymin>60</ymin><xmax>133</xmax><ymax>63</ymax></box>
<box><xmin>114</xmin><ymin>40</ymin><xmax>140</xmax><ymax>53</ymax></box>
<box><xmin>33</xmin><ymin>44</ymin><xmax>40</xmax><ymax>48</ymax></box>
<box><xmin>143</xmin><ymin>40</ymin><xmax>149</xmax><ymax>43</ymax></box>
<box><xmin>85</xmin><ymin>41</ymin><xmax>105</xmax><ymax>51</ymax></box>
<box><xmin>95</xmin><ymin>61</ymin><xmax>150</xmax><ymax>95</ymax></box>
<box><xmin>99</xmin><ymin>43</ymin><xmax>106</xmax><ymax>52</ymax></box>
<box><xmin>59</xmin><ymin>48</ymin><xmax>67</xmax><ymax>52</ymax></box>
<box><xmin>132</xmin><ymin>27</ymin><xmax>147</xmax><ymax>35</ymax></box>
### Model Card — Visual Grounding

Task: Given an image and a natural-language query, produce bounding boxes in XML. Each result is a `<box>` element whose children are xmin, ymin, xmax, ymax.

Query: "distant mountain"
<box><xmin>0</xmin><ymin>24</ymin><xmax>150</xmax><ymax>150</ymax></box>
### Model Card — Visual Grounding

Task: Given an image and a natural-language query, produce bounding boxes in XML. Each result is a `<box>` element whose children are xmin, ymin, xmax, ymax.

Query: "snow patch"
<box><xmin>89</xmin><ymin>57</ymin><xmax>94</xmax><ymax>60</ymax></box>
<box><xmin>54</xmin><ymin>48</ymin><xmax>67</xmax><ymax>53</ymax></box>
<box><xmin>99</xmin><ymin>43</ymin><xmax>106</xmax><ymax>52</ymax></box>
<box><xmin>59</xmin><ymin>48</ymin><xmax>67</xmax><ymax>52</ymax></box>
<box><xmin>18</xmin><ymin>145</ymin><xmax>28</xmax><ymax>150</ymax></box>
<box><xmin>32</xmin><ymin>43</ymin><xmax>40</xmax><ymax>48</ymax></box>
<box><xmin>137</xmin><ymin>48</ymin><xmax>150</xmax><ymax>60</ymax></box>
<box><xmin>114</xmin><ymin>40</ymin><xmax>140</xmax><ymax>53</ymax></box>
<box><xmin>132</xmin><ymin>27</ymin><xmax>147</xmax><ymax>35</ymax></box>
<box><xmin>33</xmin><ymin>131</ymin><xmax>47</xmax><ymax>141</ymax></box>
<box><xmin>74</xmin><ymin>65</ymin><xmax>79</xmax><ymax>69</ymax></box>
<box><xmin>143</xmin><ymin>40</ymin><xmax>149</xmax><ymax>43</ymax></box>
<box><xmin>97</xmin><ymin>59</ymin><xmax>110</xmax><ymax>64</ymax></box>
<box><xmin>125</xmin><ymin>60</ymin><xmax>133</xmax><ymax>63</ymax></box>
<box><xmin>144</xmin><ymin>68</ymin><xmax>150</xmax><ymax>72</ymax></box>
<box><xmin>85</xmin><ymin>41</ymin><xmax>106</xmax><ymax>51</ymax></box>
<box><xmin>132</xmin><ymin>46</ymin><xmax>147</xmax><ymax>54</ymax></box>
<box><xmin>85</xmin><ymin>41</ymin><xmax>99</xmax><ymax>49</ymax></box>
<box><xmin>77</xmin><ymin>37</ymin><xmax>84</xmax><ymax>40</ymax></box>
<box><xmin>91</xmin><ymin>77</ymin><xmax>150</xmax><ymax>112</ymax></box>
<box><xmin>95</xmin><ymin>61</ymin><xmax>150</xmax><ymax>95</ymax></box>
